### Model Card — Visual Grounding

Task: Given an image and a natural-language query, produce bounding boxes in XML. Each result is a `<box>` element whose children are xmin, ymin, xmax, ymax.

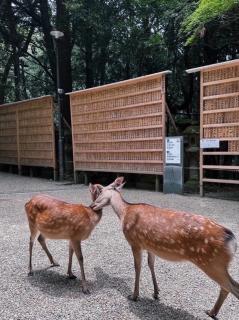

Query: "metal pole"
<box><xmin>54</xmin><ymin>38</ymin><xmax>64</xmax><ymax>181</ymax></box>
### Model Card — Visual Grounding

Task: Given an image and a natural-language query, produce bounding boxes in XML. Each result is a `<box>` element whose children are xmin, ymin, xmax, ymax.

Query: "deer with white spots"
<box><xmin>25</xmin><ymin>183</ymin><xmax>102</xmax><ymax>294</ymax></box>
<box><xmin>90</xmin><ymin>177</ymin><xmax>239</xmax><ymax>319</ymax></box>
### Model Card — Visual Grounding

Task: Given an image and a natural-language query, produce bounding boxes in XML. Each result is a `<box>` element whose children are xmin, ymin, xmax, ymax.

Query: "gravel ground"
<box><xmin>0</xmin><ymin>171</ymin><xmax>238</xmax><ymax>320</ymax></box>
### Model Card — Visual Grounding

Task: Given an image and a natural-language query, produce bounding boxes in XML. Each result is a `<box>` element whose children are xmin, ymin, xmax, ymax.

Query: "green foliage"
<box><xmin>183</xmin><ymin>0</ymin><xmax>239</xmax><ymax>44</ymax></box>
<box><xmin>0</xmin><ymin>0</ymin><xmax>238</xmax><ymax>116</ymax></box>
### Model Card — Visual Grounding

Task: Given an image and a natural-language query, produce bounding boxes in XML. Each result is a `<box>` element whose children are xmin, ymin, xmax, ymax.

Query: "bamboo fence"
<box><xmin>69</xmin><ymin>71</ymin><xmax>171</xmax><ymax>180</ymax></box>
<box><xmin>0</xmin><ymin>95</ymin><xmax>56</xmax><ymax>174</ymax></box>
<box><xmin>187</xmin><ymin>59</ymin><xmax>239</xmax><ymax>195</ymax></box>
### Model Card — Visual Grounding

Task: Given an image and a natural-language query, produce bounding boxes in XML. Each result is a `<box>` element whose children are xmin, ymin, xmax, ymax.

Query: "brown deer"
<box><xmin>25</xmin><ymin>183</ymin><xmax>102</xmax><ymax>294</ymax></box>
<box><xmin>90</xmin><ymin>177</ymin><xmax>239</xmax><ymax>318</ymax></box>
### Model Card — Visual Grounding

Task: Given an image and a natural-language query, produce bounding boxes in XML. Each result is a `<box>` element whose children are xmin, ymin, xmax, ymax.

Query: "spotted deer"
<box><xmin>90</xmin><ymin>177</ymin><xmax>239</xmax><ymax>318</ymax></box>
<box><xmin>25</xmin><ymin>183</ymin><xmax>102</xmax><ymax>294</ymax></box>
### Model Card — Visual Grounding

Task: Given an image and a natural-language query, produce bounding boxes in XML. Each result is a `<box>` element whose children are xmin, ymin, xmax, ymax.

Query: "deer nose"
<box><xmin>89</xmin><ymin>202</ymin><xmax>95</xmax><ymax>208</ymax></box>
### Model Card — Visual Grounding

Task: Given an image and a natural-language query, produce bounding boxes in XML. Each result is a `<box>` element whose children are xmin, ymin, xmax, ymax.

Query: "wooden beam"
<box><xmin>186</xmin><ymin>59</ymin><xmax>239</xmax><ymax>74</ymax></box>
<box><xmin>202</xmin><ymin>165</ymin><xmax>239</xmax><ymax>170</ymax></box>
<box><xmin>203</xmin><ymin>123</ymin><xmax>239</xmax><ymax>128</ymax></box>
<box><xmin>203</xmin><ymin>178</ymin><xmax>239</xmax><ymax>184</ymax></box>
<box><xmin>165</xmin><ymin>102</ymin><xmax>179</xmax><ymax>135</ymax></box>
<box><xmin>67</xmin><ymin>70</ymin><xmax>172</xmax><ymax>96</ymax></box>
<box><xmin>202</xmin><ymin>77</ymin><xmax>239</xmax><ymax>86</ymax></box>
<box><xmin>203</xmin><ymin>92</ymin><xmax>239</xmax><ymax>100</ymax></box>
<box><xmin>203</xmin><ymin>107</ymin><xmax>239</xmax><ymax>114</ymax></box>
<box><xmin>203</xmin><ymin>152</ymin><xmax>239</xmax><ymax>155</ymax></box>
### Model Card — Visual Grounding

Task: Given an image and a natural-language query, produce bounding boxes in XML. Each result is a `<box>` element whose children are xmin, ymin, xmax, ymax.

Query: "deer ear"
<box><xmin>89</xmin><ymin>183</ymin><xmax>96</xmax><ymax>194</ymax></box>
<box><xmin>114</xmin><ymin>176</ymin><xmax>125</xmax><ymax>187</ymax></box>
<box><xmin>115</xmin><ymin>181</ymin><xmax>126</xmax><ymax>192</ymax></box>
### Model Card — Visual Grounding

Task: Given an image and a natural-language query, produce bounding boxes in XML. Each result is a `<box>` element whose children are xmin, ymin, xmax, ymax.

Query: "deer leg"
<box><xmin>28</xmin><ymin>236</ymin><xmax>34</xmax><ymax>276</ymax></box>
<box><xmin>148</xmin><ymin>251</ymin><xmax>159</xmax><ymax>299</ymax></box>
<box><xmin>206</xmin><ymin>288</ymin><xmax>229</xmax><ymax>319</ymax></box>
<box><xmin>67</xmin><ymin>242</ymin><xmax>77</xmax><ymax>279</ymax></box>
<box><xmin>28</xmin><ymin>227</ymin><xmax>38</xmax><ymax>276</ymax></box>
<box><xmin>37</xmin><ymin>234</ymin><xmax>59</xmax><ymax>267</ymax></box>
<box><xmin>71</xmin><ymin>240</ymin><xmax>90</xmax><ymax>294</ymax></box>
<box><xmin>128</xmin><ymin>246</ymin><xmax>142</xmax><ymax>301</ymax></box>
<box><xmin>201</xmin><ymin>263</ymin><xmax>237</xmax><ymax>318</ymax></box>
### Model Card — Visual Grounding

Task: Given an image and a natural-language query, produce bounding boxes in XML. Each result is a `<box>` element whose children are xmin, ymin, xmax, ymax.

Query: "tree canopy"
<box><xmin>0</xmin><ymin>0</ymin><xmax>238</xmax><ymax>118</ymax></box>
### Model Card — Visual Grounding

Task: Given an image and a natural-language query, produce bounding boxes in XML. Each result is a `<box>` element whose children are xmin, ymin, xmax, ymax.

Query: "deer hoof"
<box><xmin>82</xmin><ymin>287</ymin><xmax>90</xmax><ymax>294</ymax></box>
<box><xmin>127</xmin><ymin>294</ymin><xmax>139</xmax><ymax>302</ymax></box>
<box><xmin>51</xmin><ymin>262</ymin><xmax>60</xmax><ymax>267</ymax></box>
<box><xmin>68</xmin><ymin>274</ymin><xmax>77</xmax><ymax>280</ymax></box>
<box><xmin>28</xmin><ymin>271</ymin><xmax>33</xmax><ymax>277</ymax></box>
<box><xmin>153</xmin><ymin>292</ymin><xmax>159</xmax><ymax>300</ymax></box>
<box><xmin>205</xmin><ymin>310</ymin><xmax>218</xmax><ymax>320</ymax></box>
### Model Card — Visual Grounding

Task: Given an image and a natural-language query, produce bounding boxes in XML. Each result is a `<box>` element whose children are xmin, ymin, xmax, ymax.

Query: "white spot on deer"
<box><xmin>190</xmin><ymin>247</ymin><xmax>195</xmax><ymax>252</ymax></box>
<box><xmin>179</xmin><ymin>249</ymin><xmax>185</xmax><ymax>255</ymax></box>
<box><xmin>200</xmin><ymin>226</ymin><xmax>204</xmax><ymax>231</ymax></box>
<box><xmin>205</xmin><ymin>239</ymin><xmax>209</xmax><ymax>244</ymax></box>
<box><xmin>170</xmin><ymin>239</ymin><xmax>175</xmax><ymax>244</ymax></box>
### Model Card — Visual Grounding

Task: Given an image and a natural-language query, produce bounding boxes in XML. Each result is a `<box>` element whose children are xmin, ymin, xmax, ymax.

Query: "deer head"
<box><xmin>90</xmin><ymin>177</ymin><xmax>125</xmax><ymax>210</ymax></box>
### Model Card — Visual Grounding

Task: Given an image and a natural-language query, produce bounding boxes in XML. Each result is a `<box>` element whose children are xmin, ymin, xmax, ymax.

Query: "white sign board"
<box><xmin>165</xmin><ymin>137</ymin><xmax>182</xmax><ymax>164</ymax></box>
<box><xmin>200</xmin><ymin>139</ymin><xmax>220</xmax><ymax>149</ymax></box>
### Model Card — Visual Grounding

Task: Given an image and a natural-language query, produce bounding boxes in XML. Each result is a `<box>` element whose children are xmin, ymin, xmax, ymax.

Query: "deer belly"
<box><xmin>144</xmin><ymin>244</ymin><xmax>185</xmax><ymax>262</ymax></box>
<box><xmin>155</xmin><ymin>250</ymin><xmax>185</xmax><ymax>262</ymax></box>
<box><xmin>38</xmin><ymin>225</ymin><xmax>73</xmax><ymax>240</ymax></box>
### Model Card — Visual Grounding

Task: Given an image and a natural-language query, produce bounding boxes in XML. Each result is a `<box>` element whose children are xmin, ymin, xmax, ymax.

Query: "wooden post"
<box><xmin>165</xmin><ymin>102</ymin><xmax>179</xmax><ymax>135</ymax></box>
<box><xmin>30</xmin><ymin>167</ymin><xmax>33</xmax><ymax>177</ymax></box>
<box><xmin>84</xmin><ymin>172</ymin><xmax>88</xmax><ymax>185</ymax></box>
<box><xmin>74</xmin><ymin>170</ymin><xmax>78</xmax><ymax>184</ymax></box>
<box><xmin>155</xmin><ymin>175</ymin><xmax>160</xmax><ymax>192</ymax></box>
<box><xmin>199</xmin><ymin>71</ymin><xmax>204</xmax><ymax>197</ymax></box>
<box><xmin>53</xmin><ymin>168</ymin><xmax>57</xmax><ymax>181</ymax></box>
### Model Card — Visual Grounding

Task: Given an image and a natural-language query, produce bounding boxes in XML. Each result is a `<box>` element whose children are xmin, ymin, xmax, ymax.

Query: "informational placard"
<box><xmin>200</xmin><ymin>139</ymin><xmax>220</xmax><ymax>149</ymax></box>
<box><xmin>164</xmin><ymin>136</ymin><xmax>183</xmax><ymax>194</ymax></box>
<box><xmin>165</xmin><ymin>137</ymin><xmax>182</xmax><ymax>165</ymax></box>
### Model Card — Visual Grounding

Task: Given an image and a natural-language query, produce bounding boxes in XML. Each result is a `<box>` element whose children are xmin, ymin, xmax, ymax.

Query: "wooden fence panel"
<box><xmin>0</xmin><ymin>105</ymin><xmax>18</xmax><ymax>165</ymax></box>
<box><xmin>69</xmin><ymin>71</ymin><xmax>170</xmax><ymax>176</ymax></box>
<box><xmin>187</xmin><ymin>59</ymin><xmax>239</xmax><ymax>195</ymax></box>
<box><xmin>0</xmin><ymin>96</ymin><xmax>56</xmax><ymax>170</ymax></box>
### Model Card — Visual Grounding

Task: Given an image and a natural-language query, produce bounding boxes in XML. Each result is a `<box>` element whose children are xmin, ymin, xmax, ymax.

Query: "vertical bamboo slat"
<box><xmin>69</xmin><ymin>71</ymin><xmax>170</xmax><ymax>176</ymax></box>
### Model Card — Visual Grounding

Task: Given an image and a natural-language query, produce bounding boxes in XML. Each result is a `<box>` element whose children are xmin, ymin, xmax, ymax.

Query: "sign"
<box><xmin>165</xmin><ymin>137</ymin><xmax>182</xmax><ymax>165</ymax></box>
<box><xmin>200</xmin><ymin>139</ymin><xmax>220</xmax><ymax>149</ymax></box>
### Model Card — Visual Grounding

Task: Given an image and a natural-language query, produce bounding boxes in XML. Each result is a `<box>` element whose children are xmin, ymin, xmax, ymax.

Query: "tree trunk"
<box><xmin>56</xmin><ymin>0</ymin><xmax>72</xmax><ymax>123</ymax></box>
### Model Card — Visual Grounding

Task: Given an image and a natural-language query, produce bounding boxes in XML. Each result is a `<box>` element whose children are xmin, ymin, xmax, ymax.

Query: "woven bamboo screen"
<box><xmin>69</xmin><ymin>71</ymin><xmax>170</xmax><ymax>176</ymax></box>
<box><xmin>0</xmin><ymin>96</ymin><xmax>55</xmax><ymax>170</ymax></box>
<box><xmin>187</xmin><ymin>59</ymin><xmax>239</xmax><ymax>194</ymax></box>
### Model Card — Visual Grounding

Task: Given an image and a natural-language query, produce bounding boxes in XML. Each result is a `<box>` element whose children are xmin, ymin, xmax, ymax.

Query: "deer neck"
<box><xmin>110</xmin><ymin>191</ymin><xmax>128</xmax><ymax>221</ymax></box>
<box><xmin>89</xmin><ymin>208</ymin><xmax>102</xmax><ymax>225</ymax></box>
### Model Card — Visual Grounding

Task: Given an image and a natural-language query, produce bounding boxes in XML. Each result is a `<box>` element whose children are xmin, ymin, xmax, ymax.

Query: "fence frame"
<box><xmin>0</xmin><ymin>95</ymin><xmax>56</xmax><ymax>179</ymax></box>
<box><xmin>68</xmin><ymin>71</ymin><xmax>171</xmax><ymax>187</ymax></box>
<box><xmin>187</xmin><ymin>59</ymin><xmax>239</xmax><ymax>196</ymax></box>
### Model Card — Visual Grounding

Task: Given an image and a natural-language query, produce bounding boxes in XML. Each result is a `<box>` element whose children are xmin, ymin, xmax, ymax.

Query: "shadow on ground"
<box><xmin>27</xmin><ymin>266</ymin><xmax>200</xmax><ymax>320</ymax></box>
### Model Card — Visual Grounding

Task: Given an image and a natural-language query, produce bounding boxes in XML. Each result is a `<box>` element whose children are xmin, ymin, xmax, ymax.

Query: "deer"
<box><xmin>90</xmin><ymin>176</ymin><xmax>239</xmax><ymax>319</ymax></box>
<box><xmin>25</xmin><ymin>183</ymin><xmax>102</xmax><ymax>294</ymax></box>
